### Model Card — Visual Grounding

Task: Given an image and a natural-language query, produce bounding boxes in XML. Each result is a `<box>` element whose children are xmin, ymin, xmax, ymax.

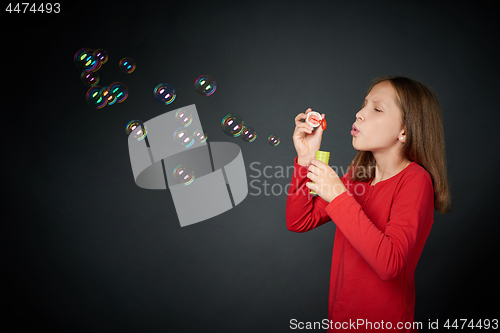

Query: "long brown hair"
<box><xmin>348</xmin><ymin>76</ymin><xmax>451</xmax><ymax>214</ymax></box>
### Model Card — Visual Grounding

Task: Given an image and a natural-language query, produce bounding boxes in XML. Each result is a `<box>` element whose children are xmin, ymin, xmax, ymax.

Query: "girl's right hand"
<box><xmin>293</xmin><ymin>108</ymin><xmax>326</xmax><ymax>166</ymax></box>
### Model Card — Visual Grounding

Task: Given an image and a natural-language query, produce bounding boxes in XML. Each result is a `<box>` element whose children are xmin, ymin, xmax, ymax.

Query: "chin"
<box><xmin>352</xmin><ymin>138</ymin><xmax>364</xmax><ymax>151</ymax></box>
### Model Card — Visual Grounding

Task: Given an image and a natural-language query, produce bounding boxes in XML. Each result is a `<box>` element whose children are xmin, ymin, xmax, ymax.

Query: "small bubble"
<box><xmin>94</xmin><ymin>49</ymin><xmax>108</xmax><ymax>64</ymax></box>
<box><xmin>154</xmin><ymin>83</ymin><xmax>176</xmax><ymax>105</ymax></box>
<box><xmin>268</xmin><ymin>135</ymin><xmax>280</xmax><ymax>146</ymax></box>
<box><xmin>221</xmin><ymin>114</ymin><xmax>245</xmax><ymax>137</ymax></box>
<box><xmin>80</xmin><ymin>71</ymin><xmax>99</xmax><ymax>87</ymax></box>
<box><xmin>74</xmin><ymin>48</ymin><xmax>98</xmax><ymax>71</ymax></box>
<box><xmin>101</xmin><ymin>87</ymin><xmax>117</xmax><ymax>106</ymax></box>
<box><xmin>98</xmin><ymin>86</ymin><xmax>117</xmax><ymax>106</ymax></box>
<box><xmin>193</xmin><ymin>129</ymin><xmax>207</xmax><ymax>143</ymax></box>
<box><xmin>175</xmin><ymin>109</ymin><xmax>192</xmax><ymax>127</ymax></box>
<box><xmin>125</xmin><ymin>120</ymin><xmax>147</xmax><ymax>141</ymax></box>
<box><xmin>241</xmin><ymin>127</ymin><xmax>257</xmax><ymax>142</ymax></box>
<box><xmin>108</xmin><ymin>82</ymin><xmax>128</xmax><ymax>103</ymax></box>
<box><xmin>119</xmin><ymin>57</ymin><xmax>136</xmax><ymax>73</ymax></box>
<box><xmin>125</xmin><ymin>120</ymin><xmax>144</xmax><ymax>136</ymax></box>
<box><xmin>194</xmin><ymin>74</ymin><xmax>217</xmax><ymax>96</ymax></box>
<box><xmin>86</xmin><ymin>86</ymin><xmax>107</xmax><ymax>109</ymax></box>
<box><xmin>173</xmin><ymin>127</ymin><xmax>195</xmax><ymax>148</ymax></box>
<box><xmin>173</xmin><ymin>165</ymin><xmax>195</xmax><ymax>186</ymax></box>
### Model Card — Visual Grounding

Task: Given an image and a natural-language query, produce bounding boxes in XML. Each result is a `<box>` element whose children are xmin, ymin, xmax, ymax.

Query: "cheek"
<box><xmin>374</xmin><ymin>118</ymin><xmax>400</xmax><ymax>138</ymax></box>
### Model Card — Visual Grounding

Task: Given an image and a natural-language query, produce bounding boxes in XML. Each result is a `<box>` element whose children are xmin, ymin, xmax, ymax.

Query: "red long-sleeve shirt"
<box><xmin>286</xmin><ymin>157</ymin><xmax>434</xmax><ymax>332</ymax></box>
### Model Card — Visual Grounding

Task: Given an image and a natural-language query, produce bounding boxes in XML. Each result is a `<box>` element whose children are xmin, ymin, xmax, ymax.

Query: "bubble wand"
<box><xmin>304</xmin><ymin>110</ymin><xmax>328</xmax><ymax>195</ymax></box>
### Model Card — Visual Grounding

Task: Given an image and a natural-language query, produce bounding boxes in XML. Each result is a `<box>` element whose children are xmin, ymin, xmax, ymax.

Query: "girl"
<box><xmin>286</xmin><ymin>76</ymin><xmax>451</xmax><ymax>332</ymax></box>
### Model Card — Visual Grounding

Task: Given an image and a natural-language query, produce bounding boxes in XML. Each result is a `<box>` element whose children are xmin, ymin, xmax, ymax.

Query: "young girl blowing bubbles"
<box><xmin>286</xmin><ymin>76</ymin><xmax>451</xmax><ymax>332</ymax></box>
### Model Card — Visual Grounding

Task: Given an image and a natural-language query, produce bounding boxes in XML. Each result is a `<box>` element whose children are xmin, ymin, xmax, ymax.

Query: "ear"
<box><xmin>399</xmin><ymin>128</ymin><xmax>406</xmax><ymax>143</ymax></box>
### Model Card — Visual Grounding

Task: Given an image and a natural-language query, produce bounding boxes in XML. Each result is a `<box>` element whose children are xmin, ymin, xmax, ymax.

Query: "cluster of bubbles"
<box><xmin>86</xmin><ymin>82</ymin><xmax>129</xmax><ymax>109</ymax></box>
<box><xmin>171</xmin><ymin>108</ymin><xmax>205</xmax><ymax>185</ymax></box>
<box><xmin>125</xmin><ymin>109</ymin><xmax>207</xmax><ymax>186</ymax></box>
<box><xmin>74</xmin><ymin>48</ymin><xmax>130</xmax><ymax>109</ymax></box>
<box><xmin>73</xmin><ymin>46</ymin><xmax>282</xmax><ymax>188</ymax></box>
<box><xmin>221</xmin><ymin>113</ymin><xmax>279</xmax><ymax>146</ymax></box>
<box><xmin>117</xmin><ymin>67</ymin><xmax>280</xmax><ymax>185</ymax></box>
<box><xmin>172</xmin><ymin>108</ymin><xmax>207</xmax><ymax>149</ymax></box>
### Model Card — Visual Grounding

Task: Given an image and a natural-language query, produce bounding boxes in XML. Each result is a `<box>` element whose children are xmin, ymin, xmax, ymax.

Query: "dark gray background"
<box><xmin>4</xmin><ymin>0</ymin><xmax>499</xmax><ymax>331</ymax></box>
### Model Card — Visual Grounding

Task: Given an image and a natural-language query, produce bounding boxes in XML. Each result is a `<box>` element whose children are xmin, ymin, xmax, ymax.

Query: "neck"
<box><xmin>371</xmin><ymin>151</ymin><xmax>411</xmax><ymax>185</ymax></box>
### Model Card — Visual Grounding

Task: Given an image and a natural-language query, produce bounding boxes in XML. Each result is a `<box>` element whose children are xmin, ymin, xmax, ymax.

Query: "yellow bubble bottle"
<box><xmin>310</xmin><ymin>150</ymin><xmax>330</xmax><ymax>195</ymax></box>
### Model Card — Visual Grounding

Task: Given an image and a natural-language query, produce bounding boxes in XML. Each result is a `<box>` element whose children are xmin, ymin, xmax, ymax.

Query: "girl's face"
<box><xmin>352</xmin><ymin>81</ymin><xmax>405</xmax><ymax>153</ymax></box>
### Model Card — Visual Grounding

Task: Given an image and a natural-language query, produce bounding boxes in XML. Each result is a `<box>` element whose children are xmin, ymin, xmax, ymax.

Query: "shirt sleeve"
<box><xmin>324</xmin><ymin>170</ymin><xmax>434</xmax><ymax>281</ymax></box>
<box><xmin>286</xmin><ymin>157</ymin><xmax>345</xmax><ymax>233</ymax></box>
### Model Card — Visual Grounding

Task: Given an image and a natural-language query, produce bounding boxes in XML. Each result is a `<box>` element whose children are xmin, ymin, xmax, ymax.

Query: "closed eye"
<box><xmin>375</xmin><ymin>108</ymin><xmax>382</xmax><ymax>112</ymax></box>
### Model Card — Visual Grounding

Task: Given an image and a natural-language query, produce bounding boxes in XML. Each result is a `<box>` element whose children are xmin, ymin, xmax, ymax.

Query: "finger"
<box><xmin>306</xmin><ymin>182</ymin><xmax>316</xmax><ymax>191</ymax></box>
<box><xmin>294</xmin><ymin>127</ymin><xmax>313</xmax><ymax>136</ymax></box>
<box><xmin>295</xmin><ymin>112</ymin><xmax>307</xmax><ymax>124</ymax></box>
<box><xmin>307</xmin><ymin>171</ymin><xmax>318</xmax><ymax>182</ymax></box>
<box><xmin>308</xmin><ymin>164</ymin><xmax>319</xmax><ymax>174</ymax></box>
<box><xmin>305</xmin><ymin>108</ymin><xmax>312</xmax><ymax>114</ymax></box>
<box><xmin>295</xmin><ymin>122</ymin><xmax>314</xmax><ymax>133</ymax></box>
<box><xmin>311</xmin><ymin>158</ymin><xmax>328</xmax><ymax>170</ymax></box>
<box><xmin>314</xmin><ymin>123</ymin><xmax>323</xmax><ymax>134</ymax></box>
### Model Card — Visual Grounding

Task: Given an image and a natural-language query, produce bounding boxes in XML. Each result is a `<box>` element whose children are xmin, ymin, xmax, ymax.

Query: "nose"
<box><xmin>355</xmin><ymin>109</ymin><xmax>364</xmax><ymax>121</ymax></box>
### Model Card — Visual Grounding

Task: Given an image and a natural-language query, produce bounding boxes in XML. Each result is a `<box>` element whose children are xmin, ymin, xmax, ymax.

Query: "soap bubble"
<box><xmin>193</xmin><ymin>129</ymin><xmax>207</xmax><ymax>143</ymax></box>
<box><xmin>194</xmin><ymin>74</ymin><xmax>217</xmax><ymax>96</ymax></box>
<box><xmin>80</xmin><ymin>71</ymin><xmax>99</xmax><ymax>87</ymax></box>
<box><xmin>125</xmin><ymin>120</ymin><xmax>144</xmax><ymax>136</ymax></box>
<box><xmin>175</xmin><ymin>108</ymin><xmax>192</xmax><ymax>127</ymax></box>
<box><xmin>90</xmin><ymin>59</ymin><xmax>102</xmax><ymax>72</ymax></box>
<box><xmin>108</xmin><ymin>82</ymin><xmax>128</xmax><ymax>103</ymax></box>
<box><xmin>125</xmin><ymin>120</ymin><xmax>147</xmax><ymax>141</ymax></box>
<box><xmin>221</xmin><ymin>114</ymin><xmax>244</xmax><ymax>137</ymax></box>
<box><xmin>74</xmin><ymin>48</ymin><xmax>99</xmax><ymax>72</ymax></box>
<box><xmin>173</xmin><ymin>128</ymin><xmax>195</xmax><ymax>148</ymax></box>
<box><xmin>173</xmin><ymin>165</ymin><xmax>195</xmax><ymax>186</ymax></box>
<box><xmin>100</xmin><ymin>86</ymin><xmax>117</xmax><ymax>106</ymax></box>
<box><xmin>241</xmin><ymin>126</ymin><xmax>257</xmax><ymax>142</ymax></box>
<box><xmin>86</xmin><ymin>86</ymin><xmax>107</xmax><ymax>109</ymax></box>
<box><xmin>268</xmin><ymin>135</ymin><xmax>280</xmax><ymax>146</ymax></box>
<box><xmin>119</xmin><ymin>57</ymin><xmax>136</xmax><ymax>73</ymax></box>
<box><xmin>132</xmin><ymin>126</ymin><xmax>147</xmax><ymax>141</ymax></box>
<box><xmin>94</xmin><ymin>49</ymin><xmax>108</xmax><ymax>64</ymax></box>
<box><xmin>153</xmin><ymin>83</ymin><xmax>176</xmax><ymax>105</ymax></box>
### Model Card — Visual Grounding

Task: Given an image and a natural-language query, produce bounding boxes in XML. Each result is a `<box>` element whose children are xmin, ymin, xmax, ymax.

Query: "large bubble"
<box><xmin>194</xmin><ymin>74</ymin><xmax>217</xmax><ymax>96</ymax></box>
<box><xmin>154</xmin><ymin>83</ymin><xmax>176</xmax><ymax>105</ymax></box>
<box><xmin>108</xmin><ymin>82</ymin><xmax>129</xmax><ymax>103</ymax></box>
<box><xmin>86</xmin><ymin>86</ymin><xmax>107</xmax><ymax>109</ymax></box>
<box><xmin>221</xmin><ymin>114</ymin><xmax>244</xmax><ymax>137</ymax></box>
<box><xmin>74</xmin><ymin>48</ymin><xmax>99</xmax><ymax>72</ymax></box>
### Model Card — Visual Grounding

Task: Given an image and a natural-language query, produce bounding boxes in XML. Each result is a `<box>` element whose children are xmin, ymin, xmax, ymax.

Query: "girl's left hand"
<box><xmin>306</xmin><ymin>159</ymin><xmax>347</xmax><ymax>203</ymax></box>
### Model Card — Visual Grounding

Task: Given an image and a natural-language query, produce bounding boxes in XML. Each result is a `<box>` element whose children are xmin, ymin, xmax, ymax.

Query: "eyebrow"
<box><xmin>364</xmin><ymin>98</ymin><xmax>386</xmax><ymax>107</ymax></box>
